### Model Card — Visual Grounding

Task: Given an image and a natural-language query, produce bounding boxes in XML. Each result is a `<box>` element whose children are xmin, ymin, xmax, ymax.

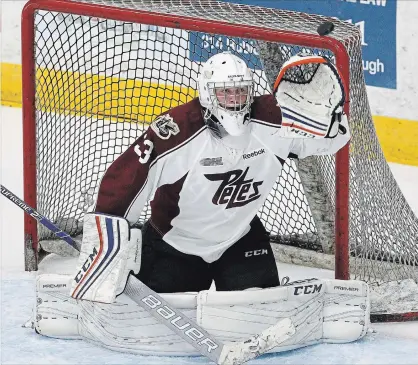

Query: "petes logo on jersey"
<box><xmin>151</xmin><ymin>114</ymin><xmax>180</xmax><ymax>139</ymax></box>
<box><xmin>204</xmin><ymin>167</ymin><xmax>263</xmax><ymax>209</ymax></box>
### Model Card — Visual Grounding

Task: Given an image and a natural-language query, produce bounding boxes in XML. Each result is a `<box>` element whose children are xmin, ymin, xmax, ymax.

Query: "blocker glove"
<box><xmin>70</xmin><ymin>212</ymin><xmax>142</xmax><ymax>303</ymax></box>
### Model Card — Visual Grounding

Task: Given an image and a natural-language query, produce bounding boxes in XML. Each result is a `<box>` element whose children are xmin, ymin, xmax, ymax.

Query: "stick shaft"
<box><xmin>125</xmin><ymin>277</ymin><xmax>223</xmax><ymax>363</ymax></box>
<box><xmin>1</xmin><ymin>184</ymin><xmax>78</xmax><ymax>250</ymax></box>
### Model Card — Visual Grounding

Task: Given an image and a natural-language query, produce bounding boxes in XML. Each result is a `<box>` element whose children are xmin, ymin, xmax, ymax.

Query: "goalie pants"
<box><xmin>134</xmin><ymin>217</ymin><xmax>280</xmax><ymax>293</ymax></box>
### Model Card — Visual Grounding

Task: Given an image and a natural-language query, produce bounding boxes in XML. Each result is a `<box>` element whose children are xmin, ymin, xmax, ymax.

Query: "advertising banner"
<box><xmin>190</xmin><ymin>0</ymin><xmax>396</xmax><ymax>89</ymax></box>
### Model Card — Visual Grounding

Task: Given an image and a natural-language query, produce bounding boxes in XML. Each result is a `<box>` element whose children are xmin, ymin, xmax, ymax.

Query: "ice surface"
<box><xmin>2</xmin><ymin>273</ymin><xmax>418</xmax><ymax>364</ymax></box>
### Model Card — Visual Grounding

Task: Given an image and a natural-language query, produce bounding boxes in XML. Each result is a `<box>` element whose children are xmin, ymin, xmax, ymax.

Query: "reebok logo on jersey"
<box><xmin>204</xmin><ymin>167</ymin><xmax>263</xmax><ymax>209</ymax></box>
<box><xmin>242</xmin><ymin>148</ymin><xmax>265</xmax><ymax>160</ymax></box>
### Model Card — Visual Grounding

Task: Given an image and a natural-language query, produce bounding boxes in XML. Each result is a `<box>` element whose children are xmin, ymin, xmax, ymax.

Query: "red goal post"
<box><xmin>21</xmin><ymin>0</ymin><xmax>418</xmax><ymax>322</ymax></box>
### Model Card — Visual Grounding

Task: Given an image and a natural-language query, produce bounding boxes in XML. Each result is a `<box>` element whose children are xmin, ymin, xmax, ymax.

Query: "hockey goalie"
<box><xmin>34</xmin><ymin>52</ymin><xmax>370</xmax><ymax>358</ymax></box>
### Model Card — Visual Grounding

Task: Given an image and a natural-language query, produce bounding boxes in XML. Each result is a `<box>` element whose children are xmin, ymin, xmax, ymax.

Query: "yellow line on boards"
<box><xmin>373</xmin><ymin>116</ymin><xmax>418</xmax><ymax>167</ymax></box>
<box><xmin>1</xmin><ymin>62</ymin><xmax>417</xmax><ymax>166</ymax></box>
<box><xmin>1</xmin><ymin>63</ymin><xmax>23</xmax><ymax>108</ymax></box>
<box><xmin>1</xmin><ymin>62</ymin><xmax>197</xmax><ymax>123</ymax></box>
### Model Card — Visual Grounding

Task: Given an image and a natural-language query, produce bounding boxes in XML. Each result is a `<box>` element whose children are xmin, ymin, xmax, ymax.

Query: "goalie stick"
<box><xmin>1</xmin><ymin>184</ymin><xmax>295</xmax><ymax>365</ymax></box>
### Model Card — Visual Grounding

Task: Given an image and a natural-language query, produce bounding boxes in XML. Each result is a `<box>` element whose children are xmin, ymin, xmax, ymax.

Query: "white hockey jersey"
<box><xmin>95</xmin><ymin>95</ymin><xmax>350</xmax><ymax>263</ymax></box>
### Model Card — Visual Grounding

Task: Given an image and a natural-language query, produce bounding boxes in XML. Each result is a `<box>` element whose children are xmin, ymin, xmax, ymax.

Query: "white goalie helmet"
<box><xmin>198</xmin><ymin>52</ymin><xmax>254</xmax><ymax>136</ymax></box>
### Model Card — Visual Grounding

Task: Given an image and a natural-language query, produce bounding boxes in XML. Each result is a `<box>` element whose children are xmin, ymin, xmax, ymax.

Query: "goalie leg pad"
<box><xmin>322</xmin><ymin>279</ymin><xmax>370</xmax><ymax>342</ymax></box>
<box><xmin>71</xmin><ymin>213</ymin><xmax>142</xmax><ymax>303</ymax></box>
<box><xmin>35</xmin><ymin>274</ymin><xmax>200</xmax><ymax>355</ymax></box>
<box><xmin>33</xmin><ymin>274</ymin><xmax>370</xmax><ymax>356</ymax></box>
<box><xmin>197</xmin><ymin>278</ymin><xmax>369</xmax><ymax>352</ymax></box>
<box><xmin>35</xmin><ymin>274</ymin><xmax>81</xmax><ymax>339</ymax></box>
<box><xmin>77</xmin><ymin>292</ymin><xmax>200</xmax><ymax>356</ymax></box>
<box><xmin>197</xmin><ymin>279</ymin><xmax>325</xmax><ymax>353</ymax></box>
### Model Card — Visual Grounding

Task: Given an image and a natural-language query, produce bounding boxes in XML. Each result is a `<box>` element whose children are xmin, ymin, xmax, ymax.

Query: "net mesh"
<box><xmin>26</xmin><ymin>0</ymin><xmax>418</xmax><ymax>316</ymax></box>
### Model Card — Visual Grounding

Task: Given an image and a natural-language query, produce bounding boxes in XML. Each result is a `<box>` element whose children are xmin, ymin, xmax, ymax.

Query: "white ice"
<box><xmin>1</xmin><ymin>105</ymin><xmax>418</xmax><ymax>364</ymax></box>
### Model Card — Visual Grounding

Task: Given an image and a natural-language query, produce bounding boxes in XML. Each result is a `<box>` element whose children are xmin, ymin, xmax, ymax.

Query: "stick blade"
<box><xmin>218</xmin><ymin>318</ymin><xmax>295</xmax><ymax>365</ymax></box>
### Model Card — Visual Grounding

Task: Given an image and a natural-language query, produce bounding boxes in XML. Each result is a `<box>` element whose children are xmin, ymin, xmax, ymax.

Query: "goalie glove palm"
<box><xmin>274</xmin><ymin>54</ymin><xmax>347</xmax><ymax>139</ymax></box>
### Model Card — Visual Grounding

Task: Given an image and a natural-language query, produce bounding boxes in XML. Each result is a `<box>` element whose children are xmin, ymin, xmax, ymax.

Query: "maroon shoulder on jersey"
<box><xmin>149</xmin><ymin>97</ymin><xmax>206</xmax><ymax>155</ymax></box>
<box><xmin>251</xmin><ymin>94</ymin><xmax>282</xmax><ymax>126</ymax></box>
<box><xmin>94</xmin><ymin>98</ymin><xmax>205</xmax><ymax>217</ymax></box>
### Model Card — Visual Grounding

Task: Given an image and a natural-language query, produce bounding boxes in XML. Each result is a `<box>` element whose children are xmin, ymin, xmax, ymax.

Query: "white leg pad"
<box><xmin>35</xmin><ymin>274</ymin><xmax>81</xmax><ymax>339</ymax></box>
<box><xmin>197</xmin><ymin>278</ymin><xmax>369</xmax><ymax>352</ymax></box>
<box><xmin>32</xmin><ymin>274</ymin><xmax>370</xmax><ymax>356</ymax></box>
<box><xmin>197</xmin><ymin>279</ymin><xmax>325</xmax><ymax>353</ymax></box>
<box><xmin>322</xmin><ymin>279</ymin><xmax>370</xmax><ymax>342</ymax></box>
<box><xmin>35</xmin><ymin>274</ymin><xmax>200</xmax><ymax>355</ymax></box>
<box><xmin>77</xmin><ymin>293</ymin><xmax>199</xmax><ymax>355</ymax></box>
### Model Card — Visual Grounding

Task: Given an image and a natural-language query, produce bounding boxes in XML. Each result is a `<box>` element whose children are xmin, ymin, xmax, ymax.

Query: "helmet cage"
<box><xmin>207</xmin><ymin>81</ymin><xmax>254</xmax><ymax>114</ymax></box>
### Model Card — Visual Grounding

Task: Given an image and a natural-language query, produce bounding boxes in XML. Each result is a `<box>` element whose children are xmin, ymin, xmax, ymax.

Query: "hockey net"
<box><xmin>21</xmin><ymin>0</ymin><xmax>418</xmax><ymax>322</ymax></box>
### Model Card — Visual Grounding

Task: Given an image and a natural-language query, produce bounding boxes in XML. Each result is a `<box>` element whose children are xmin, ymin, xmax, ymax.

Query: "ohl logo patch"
<box><xmin>204</xmin><ymin>167</ymin><xmax>263</xmax><ymax>209</ymax></box>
